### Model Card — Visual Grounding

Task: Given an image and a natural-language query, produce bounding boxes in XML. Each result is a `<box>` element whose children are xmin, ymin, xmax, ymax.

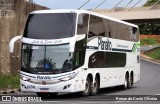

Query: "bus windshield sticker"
<box><xmin>32</xmin><ymin>46</ymin><xmax>39</xmax><ymax>49</ymax></box>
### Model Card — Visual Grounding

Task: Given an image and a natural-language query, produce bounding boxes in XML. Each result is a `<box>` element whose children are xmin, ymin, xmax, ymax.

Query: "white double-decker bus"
<box><xmin>9</xmin><ymin>9</ymin><xmax>140</xmax><ymax>97</ymax></box>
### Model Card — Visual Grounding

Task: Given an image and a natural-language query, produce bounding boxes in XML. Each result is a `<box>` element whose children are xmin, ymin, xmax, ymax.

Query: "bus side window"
<box><xmin>137</xmin><ymin>55</ymin><xmax>140</xmax><ymax>63</ymax></box>
<box><xmin>89</xmin><ymin>15</ymin><xmax>105</xmax><ymax>38</ymax></box>
<box><xmin>73</xmin><ymin>37</ymin><xmax>87</xmax><ymax>69</ymax></box>
<box><xmin>77</xmin><ymin>13</ymin><xmax>89</xmax><ymax>35</ymax></box>
<box><xmin>75</xmin><ymin>51</ymin><xmax>80</xmax><ymax>67</ymax></box>
<box><xmin>88</xmin><ymin>52</ymin><xmax>126</xmax><ymax>68</ymax></box>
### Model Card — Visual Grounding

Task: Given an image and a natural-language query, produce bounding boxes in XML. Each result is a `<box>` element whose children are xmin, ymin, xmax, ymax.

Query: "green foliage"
<box><xmin>144</xmin><ymin>0</ymin><xmax>160</xmax><ymax>6</ymax></box>
<box><xmin>140</xmin><ymin>38</ymin><xmax>157</xmax><ymax>45</ymax></box>
<box><xmin>0</xmin><ymin>74</ymin><xmax>20</xmax><ymax>89</ymax></box>
<box><xmin>145</xmin><ymin>47</ymin><xmax>160</xmax><ymax>60</ymax></box>
<box><xmin>138</xmin><ymin>23</ymin><xmax>160</xmax><ymax>35</ymax></box>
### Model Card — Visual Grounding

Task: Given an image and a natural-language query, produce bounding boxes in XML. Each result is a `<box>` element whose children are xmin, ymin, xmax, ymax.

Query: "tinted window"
<box><xmin>24</xmin><ymin>13</ymin><xmax>77</xmax><ymax>39</ymax></box>
<box><xmin>137</xmin><ymin>55</ymin><xmax>140</xmax><ymax>63</ymax></box>
<box><xmin>88</xmin><ymin>15</ymin><xmax>139</xmax><ymax>42</ymax></box>
<box><xmin>88</xmin><ymin>15</ymin><xmax>105</xmax><ymax>38</ymax></box>
<box><xmin>21</xmin><ymin>44</ymin><xmax>73</xmax><ymax>74</ymax></box>
<box><xmin>130</xmin><ymin>27</ymin><xmax>139</xmax><ymax>41</ymax></box>
<box><xmin>103</xmin><ymin>19</ymin><xmax>139</xmax><ymax>42</ymax></box>
<box><xmin>73</xmin><ymin>37</ymin><xmax>87</xmax><ymax>69</ymax></box>
<box><xmin>77</xmin><ymin>13</ymin><xmax>89</xmax><ymax>35</ymax></box>
<box><xmin>88</xmin><ymin>52</ymin><xmax>126</xmax><ymax>68</ymax></box>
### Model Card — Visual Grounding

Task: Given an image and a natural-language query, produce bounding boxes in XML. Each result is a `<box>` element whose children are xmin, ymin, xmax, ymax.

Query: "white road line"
<box><xmin>0</xmin><ymin>101</ymin><xmax>63</xmax><ymax>103</ymax></box>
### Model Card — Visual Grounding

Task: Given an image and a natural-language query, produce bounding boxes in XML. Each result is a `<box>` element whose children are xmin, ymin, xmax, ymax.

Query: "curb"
<box><xmin>141</xmin><ymin>53</ymin><xmax>160</xmax><ymax>65</ymax></box>
<box><xmin>0</xmin><ymin>89</ymin><xmax>21</xmax><ymax>94</ymax></box>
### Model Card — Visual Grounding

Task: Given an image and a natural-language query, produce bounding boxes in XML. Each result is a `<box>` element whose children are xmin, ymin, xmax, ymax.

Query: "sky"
<box><xmin>33</xmin><ymin>0</ymin><xmax>149</xmax><ymax>9</ymax></box>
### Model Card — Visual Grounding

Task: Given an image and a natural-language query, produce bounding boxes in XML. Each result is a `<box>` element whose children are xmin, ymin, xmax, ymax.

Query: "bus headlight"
<box><xmin>21</xmin><ymin>76</ymin><xmax>30</xmax><ymax>81</ymax></box>
<box><xmin>59</xmin><ymin>72</ymin><xmax>78</xmax><ymax>81</ymax></box>
<box><xmin>59</xmin><ymin>76</ymin><xmax>73</xmax><ymax>81</ymax></box>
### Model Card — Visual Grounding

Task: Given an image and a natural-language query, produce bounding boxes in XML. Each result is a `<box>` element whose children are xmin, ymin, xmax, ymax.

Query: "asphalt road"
<box><xmin>0</xmin><ymin>59</ymin><xmax>160</xmax><ymax>104</ymax></box>
<box><xmin>140</xmin><ymin>46</ymin><xmax>159</xmax><ymax>52</ymax></box>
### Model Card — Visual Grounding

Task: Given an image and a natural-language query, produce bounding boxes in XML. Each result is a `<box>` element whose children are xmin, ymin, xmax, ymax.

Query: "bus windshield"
<box><xmin>24</xmin><ymin>13</ymin><xmax>77</xmax><ymax>39</ymax></box>
<box><xmin>21</xmin><ymin>44</ymin><xmax>73</xmax><ymax>74</ymax></box>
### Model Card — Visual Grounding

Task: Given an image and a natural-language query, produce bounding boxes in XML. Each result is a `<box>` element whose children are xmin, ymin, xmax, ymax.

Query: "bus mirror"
<box><xmin>76</xmin><ymin>34</ymin><xmax>86</xmax><ymax>41</ymax></box>
<box><xmin>9</xmin><ymin>35</ymin><xmax>22</xmax><ymax>53</ymax></box>
<box><xmin>69</xmin><ymin>36</ymin><xmax>76</xmax><ymax>52</ymax></box>
<box><xmin>69</xmin><ymin>35</ymin><xmax>86</xmax><ymax>52</ymax></box>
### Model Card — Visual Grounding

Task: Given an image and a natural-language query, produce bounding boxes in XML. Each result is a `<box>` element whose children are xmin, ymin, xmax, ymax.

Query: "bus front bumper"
<box><xmin>20</xmin><ymin>79</ymin><xmax>76</xmax><ymax>93</ymax></box>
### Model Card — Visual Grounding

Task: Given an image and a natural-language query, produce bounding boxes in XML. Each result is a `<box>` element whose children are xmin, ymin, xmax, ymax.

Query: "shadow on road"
<box><xmin>42</xmin><ymin>86</ymin><xmax>137</xmax><ymax>100</ymax></box>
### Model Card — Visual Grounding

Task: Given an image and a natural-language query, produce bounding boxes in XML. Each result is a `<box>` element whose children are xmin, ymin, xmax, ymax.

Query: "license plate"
<box><xmin>40</xmin><ymin>88</ymin><xmax>49</xmax><ymax>92</ymax></box>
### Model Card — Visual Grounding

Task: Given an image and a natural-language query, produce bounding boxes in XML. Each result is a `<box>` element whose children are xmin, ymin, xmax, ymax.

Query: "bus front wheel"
<box><xmin>81</xmin><ymin>77</ymin><xmax>91</xmax><ymax>96</ymax></box>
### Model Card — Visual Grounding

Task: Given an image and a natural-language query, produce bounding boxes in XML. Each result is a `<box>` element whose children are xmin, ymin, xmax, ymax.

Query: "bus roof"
<box><xmin>30</xmin><ymin>9</ymin><xmax>138</xmax><ymax>28</ymax></box>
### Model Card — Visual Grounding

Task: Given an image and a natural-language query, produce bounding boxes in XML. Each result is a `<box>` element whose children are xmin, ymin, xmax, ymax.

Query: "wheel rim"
<box><xmin>91</xmin><ymin>81</ymin><xmax>98</xmax><ymax>93</ymax></box>
<box><xmin>124</xmin><ymin>76</ymin><xmax>127</xmax><ymax>89</ymax></box>
<box><xmin>129</xmin><ymin>77</ymin><xmax>132</xmax><ymax>87</ymax></box>
<box><xmin>84</xmin><ymin>80</ymin><xmax>89</xmax><ymax>93</ymax></box>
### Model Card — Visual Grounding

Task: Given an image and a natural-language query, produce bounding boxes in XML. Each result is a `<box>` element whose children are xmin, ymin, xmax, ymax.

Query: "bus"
<box><xmin>9</xmin><ymin>9</ymin><xmax>140</xmax><ymax>97</ymax></box>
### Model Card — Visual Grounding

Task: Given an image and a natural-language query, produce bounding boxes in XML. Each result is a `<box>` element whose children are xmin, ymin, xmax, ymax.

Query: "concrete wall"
<box><xmin>0</xmin><ymin>0</ymin><xmax>48</xmax><ymax>74</ymax></box>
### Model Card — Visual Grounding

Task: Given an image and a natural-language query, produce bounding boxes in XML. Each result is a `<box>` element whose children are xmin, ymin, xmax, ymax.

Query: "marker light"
<box><xmin>59</xmin><ymin>72</ymin><xmax>78</xmax><ymax>81</ymax></box>
<box><xmin>59</xmin><ymin>76</ymin><xmax>73</xmax><ymax>81</ymax></box>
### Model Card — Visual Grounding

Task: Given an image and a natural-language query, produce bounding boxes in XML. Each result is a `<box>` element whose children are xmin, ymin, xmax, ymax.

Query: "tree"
<box><xmin>144</xmin><ymin>0</ymin><xmax>160</xmax><ymax>6</ymax></box>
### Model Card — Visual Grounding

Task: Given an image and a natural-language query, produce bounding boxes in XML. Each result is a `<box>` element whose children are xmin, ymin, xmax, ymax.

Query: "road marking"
<box><xmin>114</xmin><ymin>101</ymin><xmax>131</xmax><ymax>102</ymax></box>
<box><xmin>141</xmin><ymin>58</ymin><xmax>160</xmax><ymax>65</ymax></box>
<box><xmin>0</xmin><ymin>101</ymin><xmax>108</xmax><ymax>104</ymax></box>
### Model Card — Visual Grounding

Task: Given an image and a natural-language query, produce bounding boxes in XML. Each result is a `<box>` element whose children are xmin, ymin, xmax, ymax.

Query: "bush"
<box><xmin>145</xmin><ymin>47</ymin><xmax>160</xmax><ymax>60</ymax></box>
<box><xmin>140</xmin><ymin>38</ymin><xmax>157</xmax><ymax>46</ymax></box>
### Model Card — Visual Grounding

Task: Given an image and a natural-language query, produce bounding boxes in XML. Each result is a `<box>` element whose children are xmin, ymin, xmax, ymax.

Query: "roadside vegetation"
<box><xmin>140</xmin><ymin>38</ymin><xmax>160</xmax><ymax>46</ymax></box>
<box><xmin>145</xmin><ymin>47</ymin><xmax>160</xmax><ymax>60</ymax></box>
<box><xmin>0</xmin><ymin>74</ymin><xmax>20</xmax><ymax>89</ymax></box>
<box><xmin>144</xmin><ymin>0</ymin><xmax>160</xmax><ymax>6</ymax></box>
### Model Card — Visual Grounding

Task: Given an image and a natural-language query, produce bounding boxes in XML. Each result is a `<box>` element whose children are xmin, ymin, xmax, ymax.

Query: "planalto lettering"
<box><xmin>98</xmin><ymin>37</ymin><xmax>112</xmax><ymax>50</ymax></box>
<box><xmin>37</xmin><ymin>76</ymin><xmax>51</xmax><ymax>80</ymax></box>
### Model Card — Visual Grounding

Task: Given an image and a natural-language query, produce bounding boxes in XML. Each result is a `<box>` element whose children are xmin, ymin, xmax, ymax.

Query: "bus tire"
<box><xmin>90</xmin><ymin>77</ymin><xmax>99</xmax><ymax>96</ymax></box>
<box><xmin>81</xmin><ymin>77</ymin><xmax>91</xmax><ymax>96</ymax></box>
<box><xmin>130</xmin><ymin>72</ymin><xmax>134</xmax><ymax>87</ymax></box>
<box><xmin>122</xmin><ymin>74</ymin><xmax>129</xmax><ymax>90</ymax></box>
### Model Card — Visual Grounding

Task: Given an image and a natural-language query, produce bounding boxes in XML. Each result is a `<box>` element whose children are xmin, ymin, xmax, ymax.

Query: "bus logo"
<box><xmin>37</xmin><ymin>76</ymin><xmax>51</xmax><ymax>80</ymax></box>
<box><xmin>98</xmin><ymin>37</ymin><xmax>112</xmax><ymax>50</ymax></box>
<box><xmin>42</xmin><ymin>81</ymin><xmax>46</xmax><ymax>85</ymax></box>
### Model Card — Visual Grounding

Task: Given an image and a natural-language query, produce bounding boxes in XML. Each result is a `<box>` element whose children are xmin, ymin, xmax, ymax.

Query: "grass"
<box><xmin>140</xmin><ymin>38</ymin><xmax>159</xmax><ymax>46</ymax></box>
<box><xmin>145</xmin><ymin>47</ymin><xmax>160</xmax><ymax>60</ymax></box>
<box><xmin>0</xmin><ymin>74</ymin><xmax>20</xmax><ymax>89</ymax></box>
